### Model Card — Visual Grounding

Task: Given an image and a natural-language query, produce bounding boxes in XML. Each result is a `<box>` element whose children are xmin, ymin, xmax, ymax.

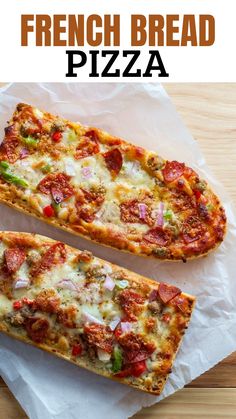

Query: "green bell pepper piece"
<box><xmin>68</xmin><ymin>130</ymin><xmax>78</xmax><ymax>142</ymax></box>
<box><xmin>41</xmin><ymin>164</ymin><xmax>52</xmax><ymax>174</ymax></box>
<box><xmin>0</xmin><ymin>161</ymin><xmax>10</xmax><ymax>171</ymax></box>
<box><xmin>52</xmin><ymin>202</ymin><xmax>61</xmax><ymax>212</ymax></box>
<box><xmin>112</xmin><ymin>346</ymin><xmax>123</xmax><ymax>373</ymax></box>
<box><xmin>1</xmin><ymin>171</ymin><xmax>29</xmax><ymax>188</ymax></box>
<box><xmin>164</xmin><ymin>209</ymin><xmax>173</xmax><ymax>220</ymax></box>
<box><xmin>115</xmin><ymin>280</ymin><xmax>129</xmax><ymax>289</ymax></box>
<box><xmin>22</xmin><ymin>136</ymin><xmax>38</xmax><ymax>147</ymax></box>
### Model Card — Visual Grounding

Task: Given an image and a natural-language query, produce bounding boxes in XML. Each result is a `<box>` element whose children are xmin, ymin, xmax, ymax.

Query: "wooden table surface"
<box><xmin>0</xmin><ymin>83</ymin><xmax>236</xmax><ymax>419</ymax></box>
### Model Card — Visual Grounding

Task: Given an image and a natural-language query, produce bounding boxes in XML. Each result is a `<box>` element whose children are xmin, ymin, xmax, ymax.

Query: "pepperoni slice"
<box><xmin>103</xmin><ymin>148</ymin><xmax>123</xmax><ymax>177</ymax></box>
<box><xmin>125</xmin><ymin>350</ymin><xmax>152</xmax><ymax>364</ymax></box>
<box><xmin>118</xmin><ymin>332</ymin><xmax>156</xmax><ymax>364</ymax></box>
<box><xmin>170</xmin><ymin>295</ymin><xmax>190</xmax><ymax>313</ymax></box>
<box><xmin>1</xmin><ymin>125</ymin><xmax>20</xmax><ymax>163</ymax></box>
<box><xmin>162</xmin><ymin>161</ymin><xmax>185</xmax><ymax>183</ymax></box>
<box><xmin>182</xmin><ymin>215</ymin><xmax>206</xmax><ymax>244</ymax></box>
<box><xmin>75</xmin><ymin>130</ymin><xmax>99</xmax><ymax>160</ymax></box>
<box><xmin>158</xmin><ymin>282</ymin><xmax>181</xmax><ymax>304</ymax></box>
<box><xmin>24</xmin><ymin>317</ymin><xmax>49</xmax><ymax>343</ymax></box>
<box><xmin>31</xmin><ymin>242</ymin><xmax>66</xmax><ymax>276</ymax></box>
<box><xmin>83</xmin><ymin>324</ymin><xmax>113</xmax><ymax>353</ymax></box>
<box><xmin>118</xmin><ymin>290</ymin><xmax>145</xmax><ymax>321</ymax></box>
<box><xmin>143</xmin><ymin>227</ymin><xmax>171</xmax><ymax>246</ymax></box>
<box><xmin>148</xmin><ymin>289</ymin><xmax>159</xmax><ymax>302</ymax></box>
<box><xmin>4</xmin><ymin>248</ymin><xmax>26</xmax><ymax>274</ymax></box>
<box><xmin>38</xmin><ymin>173</ymin><xmax>74</xmax><ymax>203</ymax></box>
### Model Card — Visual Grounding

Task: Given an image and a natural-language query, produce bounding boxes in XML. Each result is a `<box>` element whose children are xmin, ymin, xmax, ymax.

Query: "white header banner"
<box><xmin>0</xmin><ymin>0</ymin><xmax>235</xmax><ymax>82</ymax></box>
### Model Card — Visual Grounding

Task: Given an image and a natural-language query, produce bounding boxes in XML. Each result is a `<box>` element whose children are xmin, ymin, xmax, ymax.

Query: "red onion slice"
<box><xmin>20</xmin><ymin>148</ymin><xmax>29</xmax><ymax>159</ymax></box>
<box><xmin>14</xmin><ymin>278</ymin><xmax>30</xmax><ymax>289</ymax></box>
<box><xmin>97</xmin><ymin>349</ymin><xmax>111</xmax><ymax>361</ymax></box>
<box><xmin>57</xmin><ymin>279</ymin><xmax>78</xmax><ymax>292</ymax></box>
<box><xmin>120</xmin><ymin>322</ymin><xmax>132</xmax><ymax>333</ymax></box>
<box><xmin>81</xmin><ymin>310</ymin><xmax>104</xmax><ymax>325</ymax></box>
<box><xmin>138</xmin><ymin>203</ymin><xmax>147</xmax><ymax>220</ymax></box>
<box><xmin>157</xmin><ymin>202</ymin><xmax>164</xmax><ymax>227</ymax></box>
<box><xmin>100</xmin><ymin>264</ymin><xmax>113</xmax><ymax>275</ymax></box>
<box><xmin>109</xmin><ymin>317</ymin><xmax>121</xmax><ymax>331</ymax></box>
<box><xmin>81</xmin><ymin>167</ymin><xmax>92</xmax><ymax>179</ymax></box>
<box><xmin>149</xmin><ymin>289</ymin><xmax>158</xmax><ymax>302</ymax></box>
<box><xmin>104</xmin><ymin>276</ymin><xmax>115</xmax><ymax>291</ymax></box>
<box><xmin>65</xmin><ymin>162</ymin><xmax>76</xmax><ymax>176</ymax></box>
<box><xmin>125</xmin><ymin>161</ymin><xmax>139</xmax><ymax>177</ymax></box>
<box><xmin>51</xmin><ymin>187</ymin><xmax>64</xmax><ymax>204</ymax></box>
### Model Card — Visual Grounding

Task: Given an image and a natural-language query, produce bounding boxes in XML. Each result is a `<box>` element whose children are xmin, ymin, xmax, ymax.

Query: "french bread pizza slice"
<box><xmin>0</xmin><ymin>103</ymin><xmax>226</xmax><ymax>261</ymax></box>
<box><xmin>0</xmin><ymin>232</ymin><xmax>195</xmax><ymax>394</ymax></box>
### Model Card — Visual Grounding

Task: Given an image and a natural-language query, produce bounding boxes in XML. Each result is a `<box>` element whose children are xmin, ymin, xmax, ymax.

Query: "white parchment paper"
<box><xmin>0</xmin><ymin>83</ymin><xmax>236</xmax><ymax>419</ymax></box>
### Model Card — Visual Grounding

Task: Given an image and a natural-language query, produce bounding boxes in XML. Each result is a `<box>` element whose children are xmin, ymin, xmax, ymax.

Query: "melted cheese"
<box><xmin>119</xmin><ymin>160</ymin><xmax>155</xmax><ymax>190</ymax></box>
<box><xmin>0</xmin><ymin>232</ymin><xmax>194</xmax><ymax>394</ymax></box>
<box><xmin>0</xmin><ymin>294</ymin><xmax>12</xmax><ymax>316</ymax></box>
<box><xmin>1</xmin><ymin>103</ymin><xmax>226</xmax><ymax>261</ymax></box>
<box><xmin>11</xmin><ymin>156</ymin><xmax>45</xmax><ymax>189</ymax></box>
<box><xmin>12</xmin><ymin>262</ymin><xmax>30</xmax><ymax>299</ymax></box>
<box><xmin>10</xmin><ymin>146</ymin><xmax>154</xmax><ymax>240</ymax></box>
<box><xmin>45</xmin><ymin>262</ymin><xmax>85</xmax><ymax>288</ymax></box>
<box><xmin>62</xmin><ymin>127</ymin><xmax>83</xmax><ymax>146</ymax></box>
<box><xmin>3</xmin><ymin>108</ymin><xmax>158</xmax><ymax>242</ymax></box>
<box><xmin>33</xmin><ymin>108</ymin><xmax>44</xmax><ymax>119</ymax></box>
<box><xmin>94</xmin><ymin>202</ymin><xmax>120</xmax><ymax>226</ymax></box>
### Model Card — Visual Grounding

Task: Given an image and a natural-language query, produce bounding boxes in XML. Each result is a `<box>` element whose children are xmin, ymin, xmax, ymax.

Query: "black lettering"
<box><xmin>89</xmin><ymin>50</ymin><xmax>99</xmax><ymax>77</ymax></box>
<box><xmin>123</xmin><ymin>50</ymin><xmax>141</xmax><ymax>77</ymax></box>
<box><xmin>101</xmin><ymin>50</ymin><xmax>120</xmax><ymax>77</ymax></box>
<box><xmin>65</xmin><ymin>50</ymin><xmax>87</xmax><ymax>77</ymax></box>
<box><xmin>143</xmin><ymin>51</ymin><xmax>169</xmax><ymax>78</ymax></box>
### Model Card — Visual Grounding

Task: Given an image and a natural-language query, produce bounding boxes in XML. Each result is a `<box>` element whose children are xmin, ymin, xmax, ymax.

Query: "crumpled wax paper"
<box><xmin>0</xmin><ymin>83</ymin><xmax>236</xmax><ymax>419</ymax></box>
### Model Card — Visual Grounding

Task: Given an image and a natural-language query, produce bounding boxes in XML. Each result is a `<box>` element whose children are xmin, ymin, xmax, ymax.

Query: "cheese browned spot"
<box><xmin>0</xmin><ymin>231</ymin><xmax>195</xmax><ymax>395</ymax></box>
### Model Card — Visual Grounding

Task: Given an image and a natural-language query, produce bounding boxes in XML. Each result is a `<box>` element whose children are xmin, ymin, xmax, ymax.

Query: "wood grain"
<box><xmin>164</xmin><ymin>83</ymin><xmax>236</xmax><ymax>205</ymax></box>
<box><xmin>0</xmin><ymin>83</ymin><xmax>235</xmax><ymax>419</ymax></box>
<box><xmin>189</xmin><ymin>353</ymin><xmax>236</xmax><ymax>388</ymax></box>
<box><xmin>0</xmin><ymin>387</ymin><xmax>27</xmax><ymax>419</ymax></box>
<box><xmin>135</xmin><ymin>389</ymin><xmax>236</xmax><ymax>418</ymax></box>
